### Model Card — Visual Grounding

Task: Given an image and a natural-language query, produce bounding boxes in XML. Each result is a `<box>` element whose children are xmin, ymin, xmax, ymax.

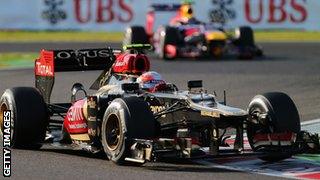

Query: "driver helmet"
<box><xmin>137</xmin><ymin>71</ymin><xmax>165</xmax><ymax>92</ymax></box>
<box><xmin>180</xmin><ymin>4</ymin><xmax>194</xmax><ymax>19</ymax></box>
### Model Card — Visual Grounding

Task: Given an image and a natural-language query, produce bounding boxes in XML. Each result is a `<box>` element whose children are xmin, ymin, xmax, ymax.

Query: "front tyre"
<box><xmin>234</xmin><ymin>26</ymin><xmax>258</xmax><ymax>59</ymax></box>
<box><xmin>235</xmin><ymin>26</ymin><xmax>254</xmax><ymax>47</ymax></box>
<box><xmin>158</xmin><ymin>26</ymin><xmax>181</xmax><ymax>60</ymax></box>
<box><xmin>247</xmin><ymin>92</ymin><xmax>301</xmax><ymax>162</ymax></box>
<box><xmin>0</xmin><ymin>87</ymin><xmax>48</xmax><ymax>149</ymax></box>
<box><xmin>101</xmin><ymin>97</ymin><xmax>156</xmax><ymax>165</ymax></box>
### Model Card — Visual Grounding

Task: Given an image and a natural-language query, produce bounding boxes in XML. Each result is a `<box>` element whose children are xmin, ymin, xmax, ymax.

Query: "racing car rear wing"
<box><xmin>149</xmin><ymin>4</ymin><xmax>181</xmax><ymax>12</ymax></box>
<box><xmin>35</xmin><ymin>48</ymin><xmax>116</xmax><ymax>103</ymax></box>
<box><xmin>149</xmin><ymin>0</ymin><xmax>193</xmax><ymax>11</ymax></box>
<box><xmin>146</xmin><ymin>4</ymin><xmax>180</xmax><ymax>36</ymax></box>
<box><xmin>146</xmin><ymin>1</ymin><xmax>193</xmax><ymax>35</ymax></box>
<box><xmin>35</xmin><ymin>48</ymin><xmax>115</xmax><ymax>74</ymax></box>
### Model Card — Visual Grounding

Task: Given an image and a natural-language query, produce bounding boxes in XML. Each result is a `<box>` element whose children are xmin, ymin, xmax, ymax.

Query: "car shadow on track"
<box><xmin>38</xmin><ymin>147</ymin><xmax>239</xmax><ymax>173</ymax></box>
<box><xmin>144</xmin><ymin>164</ymin><xmax>238</xmax><ymax>173</ymax></box>
<box><xmin>143</xmin><ymin>158</ymin><xmax>240</xmax><ymax>173</ymax></box>
<box><xmin>39</xmin><ymin>148</ymin><xmax>108</xmax><ymax>160</ymax></box>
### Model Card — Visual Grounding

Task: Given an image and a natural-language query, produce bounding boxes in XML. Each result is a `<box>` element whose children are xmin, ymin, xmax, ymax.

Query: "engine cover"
<box><xmin>113</xmin><ymin>53</ymin><xmax>150</xmax><ymax>75</ymax></box>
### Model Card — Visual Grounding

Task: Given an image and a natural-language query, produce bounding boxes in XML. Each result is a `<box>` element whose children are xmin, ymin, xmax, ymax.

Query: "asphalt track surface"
<box><xmin>0</xmin><ymin>42</ymin><xmax>319</xmax><ymax>179</ymax></box>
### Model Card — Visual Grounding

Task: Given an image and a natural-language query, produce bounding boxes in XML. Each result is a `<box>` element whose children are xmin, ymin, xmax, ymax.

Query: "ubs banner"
<box><xmin>0</xmin><ymin>0</ymin><xmax>319</xmax><ymax>31</ymax></box>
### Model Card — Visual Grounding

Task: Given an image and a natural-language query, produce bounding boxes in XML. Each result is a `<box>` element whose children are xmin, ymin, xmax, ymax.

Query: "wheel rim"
<box><xmin>247</xmin><ymin>105</ymin><xmax>272</xmax><ymax>150</ymax></box>
<box><xmin>0</xmin><ymin>103</ymin><xmax>7</xmax><ymax>133</ymax></box>
<box><xmin>105</xmin><ymin>114</ymin><xmax>122</xmax><ymax>151</ymax></box>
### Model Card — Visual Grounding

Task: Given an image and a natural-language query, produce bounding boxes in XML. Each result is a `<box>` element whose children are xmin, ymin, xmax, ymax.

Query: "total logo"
<box><xmin>36</xmin><ymin>62</ymin><xmax>54</xmax><ymax>76</ymax></box>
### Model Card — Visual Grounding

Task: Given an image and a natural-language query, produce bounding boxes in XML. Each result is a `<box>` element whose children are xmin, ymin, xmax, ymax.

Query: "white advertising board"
<box><xmin>0</xmin><ymin>0</ymin><xmax>319</xmax><ymax>31</ymax></box>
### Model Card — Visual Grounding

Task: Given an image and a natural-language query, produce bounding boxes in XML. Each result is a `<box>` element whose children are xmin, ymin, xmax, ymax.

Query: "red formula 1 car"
<box><xmin>0</xmin><ymin>45</ymin><xmax>318</xmax><ymax>166</ymax></box>
<box><xmin>123</xmin><ymin>2</ymin><xmax>263</xmax><ymax>60</ymax></box>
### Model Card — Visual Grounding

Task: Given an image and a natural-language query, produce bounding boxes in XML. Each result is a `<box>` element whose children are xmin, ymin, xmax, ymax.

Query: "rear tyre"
<box><xmin>0</xmin><ymin>87</ymin><xmax>48</xmax><ymax>149</ymax></box>
<box><xmin>123</xmin><ymin>26</ymin><xmax>149</xmax><ymax>46</ymax></box>
<box><xmin>101</xmin><ymin>97</ymin><xmax>156</xmax><ymax>165</ymax></box>
<box><xmin>247</xmin><ymin>92</ymin><xmax>301</xmax><ymax>162</ymax></box>
<box><xmin>159</xmin><ymin>26</ymin><xmax>181</xmax><ymax>60</ymax></box>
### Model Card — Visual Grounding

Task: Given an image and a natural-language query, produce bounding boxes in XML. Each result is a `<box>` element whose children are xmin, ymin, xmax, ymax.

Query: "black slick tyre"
<box><xmin>123</xmin><ymin>26</ymin><xmax>149</xmax><ymax>46</ymax></box>
<box><xmin>159</xmin><ymin>26</ymin><xmax>181</xmax><ymax>60</ymax></box>
<box><xmin>235</xmin><ymin>26</ymin><xmax>256</xmax><ymax>59</ymax></box>
<box><xmin>247</xmin><ymin>92</ymin><xmax>301</xmax><ymax>162</ymax></box>
<box><xmin>0</xmin><ymin>87</ymin><xmax>48</xmax><ymax>149</ymax></box>
<box><xmin>235</xmin><ymin>26</ymin><xmax>254</xmax><ymax>46</ymax></box>
<box><xmin>101</xmin><ymin>96</ymin><xmax>156</xmax><ymax>165</ymax></box>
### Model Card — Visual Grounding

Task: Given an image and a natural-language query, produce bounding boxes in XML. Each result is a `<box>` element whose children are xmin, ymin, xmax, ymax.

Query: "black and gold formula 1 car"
<box><xmin>0</xmin><ymin>44</ymin><xmax>318</xmax><ymax>165</ymax></box>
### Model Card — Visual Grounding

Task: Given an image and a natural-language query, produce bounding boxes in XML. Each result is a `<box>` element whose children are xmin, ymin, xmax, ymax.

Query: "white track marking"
<box><xmin>301</xmin><ymin>119</ymin><xmax>320</xmax><ymax>126</ymax></box>
<box><xmin>193</xmin><ymin>159</ymin><xmax>301</xmax><ymax>180</ymax></box>
<box><xmin>191</xmin><ymin>118</ymin><xmax>320</xmax><ymax>179</ymax></box>
<box><xmin>301</xmin><ymin>118</ymin><xmax>320</xmax><ymax>134</ymax></box>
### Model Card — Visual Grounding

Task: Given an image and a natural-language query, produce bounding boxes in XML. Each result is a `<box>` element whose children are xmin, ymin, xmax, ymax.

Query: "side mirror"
<box><xmin>71</xmin><ymin>83</ymin><xmax>87</xmax><ymax>103</ymax></box>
